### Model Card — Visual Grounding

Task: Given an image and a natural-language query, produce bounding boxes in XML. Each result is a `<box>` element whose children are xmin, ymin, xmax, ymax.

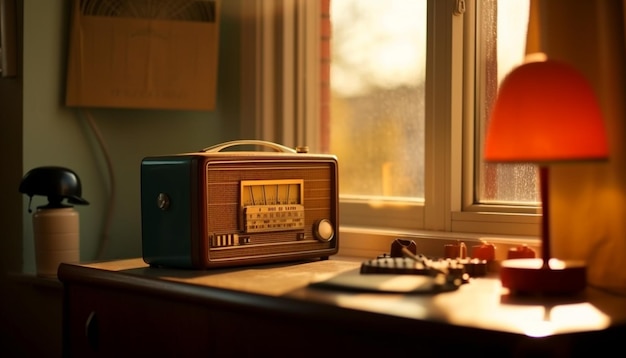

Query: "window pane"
<box><xmin>329</xmin><ymin>0</ymin><xmax>426</xmax><ymax>199</ymax></box>
<box><xmin>477</xmin><ymin>0</ymin><xmax>539</xmax><ymax>205</ymax></box>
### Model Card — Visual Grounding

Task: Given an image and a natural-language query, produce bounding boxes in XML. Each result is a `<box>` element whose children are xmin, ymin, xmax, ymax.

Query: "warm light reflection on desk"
<box><xmin>432</xmin><ymin>279</ymin><xmax>611</xmax><ymax>336</ymax></box>
<box><xmin>496</xmin><ymin>302</ymin><xmax>611</xmax><ymax>337</ymax></box>
<box><xmin>328</xmin><ymin>277</ymin><xmax>612</xmax><ymax>337</ymax></box>
<box><xmin>534</xmin><ymin>303</ymin><xmax>611</xmax><ymax>336</ymax></box>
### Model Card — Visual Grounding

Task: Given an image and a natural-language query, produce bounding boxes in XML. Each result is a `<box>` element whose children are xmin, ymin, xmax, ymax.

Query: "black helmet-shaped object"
<box><xmin>19</xmin><ymin>166</ymin><xmax>89</xmax><ymax>211</ymax></box>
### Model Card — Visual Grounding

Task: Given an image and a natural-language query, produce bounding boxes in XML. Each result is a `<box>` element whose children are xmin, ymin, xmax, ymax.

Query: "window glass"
<box><xmin>329</xmin><ymin>0</ymin><xmax>537</xmax><ymax>211</ymax></box>
<box><xmin>329</xmin><ymin>0</ymin><xmax>427</xmax><ymax>200</ymax></box>
<box><xmin>477</xmin><ymin>0</ymin><xmax>538</xmax><ymax>205</ymax></box>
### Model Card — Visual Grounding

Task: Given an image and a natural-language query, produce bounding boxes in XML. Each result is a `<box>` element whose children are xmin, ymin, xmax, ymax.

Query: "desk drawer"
<box><xmin>64</xmin><ymin>284</ymin><xmax>213</xmax><ymax>357</ymax></box>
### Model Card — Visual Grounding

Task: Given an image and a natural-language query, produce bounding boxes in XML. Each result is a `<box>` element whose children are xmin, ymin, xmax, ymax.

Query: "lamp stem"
<box><xmin>539</xmin><ymin>165</ymin><xmax>551</xmax><ymax>268</ymax></box>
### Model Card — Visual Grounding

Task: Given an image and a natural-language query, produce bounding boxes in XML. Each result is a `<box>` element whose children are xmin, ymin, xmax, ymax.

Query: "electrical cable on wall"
<box><xmin>82</xmin><ymin>109</ymin><xmax>116</xmax><ymax>260</ymax></box>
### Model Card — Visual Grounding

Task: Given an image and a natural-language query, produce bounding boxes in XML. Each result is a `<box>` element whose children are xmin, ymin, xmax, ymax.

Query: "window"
<box><xmin>330</xmin><ymin>0</ymin><xmax>538</xmax><ymax>249</ymax></box>
<box><xmin>330</xmin><ymin>0</ymin><xmax>426</xmax><ymax>200</ymax></box>
<box><xmin>475</xmin><ymin>0</ymin><xmax>538</xmax><ymax>205</ymax></box>
<box><xmin>244</xmin><ymin>0</ymin><xmax>541</xmax><ymax>257</ymax></box>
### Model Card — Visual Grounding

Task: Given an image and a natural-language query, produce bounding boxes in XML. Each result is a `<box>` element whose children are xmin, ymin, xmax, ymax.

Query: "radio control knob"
<box><xmin>313</xmin><ymin>219</ymin><xmax>334</xmax><ymax>242</ymax></box>
<box><xmin>157</xmin><ymin>193</ymin><xmax>170</xmax><ymax>210</ymax></box>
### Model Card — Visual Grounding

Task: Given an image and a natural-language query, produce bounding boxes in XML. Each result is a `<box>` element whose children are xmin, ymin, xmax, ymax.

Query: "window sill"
<box><xmin>337</xmin><ymin>225</ymin><xmax>540</xmax><ymax>260</ymax></box>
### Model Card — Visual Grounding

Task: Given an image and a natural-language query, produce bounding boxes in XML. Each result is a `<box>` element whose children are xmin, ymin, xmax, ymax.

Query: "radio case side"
<box><xmin>141</xmin><ymin>155</ymin><xmax>200</xmax><ymax>268</ymax></box>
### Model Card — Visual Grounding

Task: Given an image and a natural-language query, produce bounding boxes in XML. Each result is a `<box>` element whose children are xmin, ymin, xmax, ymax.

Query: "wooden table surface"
<box><xmin>64</xmin><ymin>256</ymin><xmax>626</xmax><ymax>337</ymax></box>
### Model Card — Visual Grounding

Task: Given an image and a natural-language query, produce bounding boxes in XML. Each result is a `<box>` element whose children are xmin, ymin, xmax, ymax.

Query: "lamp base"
<box><xmin>500</xmin><ymin>258</ymin><xmax>586</xmax><ymax>295</ymax></box>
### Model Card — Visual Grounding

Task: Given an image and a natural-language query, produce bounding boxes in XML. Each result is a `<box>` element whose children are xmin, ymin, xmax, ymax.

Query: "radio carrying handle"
<box><xmin>201</xmin><ymin>140</ymin><xmax>298</xmax><ymax>154</ymax></box>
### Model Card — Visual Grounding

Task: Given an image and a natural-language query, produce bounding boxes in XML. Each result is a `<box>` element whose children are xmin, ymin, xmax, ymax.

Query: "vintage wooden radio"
<box><xmin>141</xmin><ymin>140</ymin><xmax>339</xmax><ymax>269</ymax></box>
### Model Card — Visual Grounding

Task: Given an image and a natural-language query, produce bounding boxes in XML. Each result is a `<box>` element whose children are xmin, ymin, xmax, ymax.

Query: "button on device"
<box><xmin>313</xmin><ymin>219</ymin><xmax>334</xmax><ymax>242</ymax></box>
<box><xmin>157</xmin><ymin>193</ymin><xmax>170</xmax><ymax>210</ymax></box>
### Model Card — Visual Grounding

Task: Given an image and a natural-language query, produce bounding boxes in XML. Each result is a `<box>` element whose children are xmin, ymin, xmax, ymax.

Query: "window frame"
<box><xmin>454</xmin><ymin>0</ymin><xmax>540</xmax><ymax>236</ymax></box>
<box><xmin>241</xmin><ymin>0</ymin><xmax>541</xmax><ymax>258</ymax></box>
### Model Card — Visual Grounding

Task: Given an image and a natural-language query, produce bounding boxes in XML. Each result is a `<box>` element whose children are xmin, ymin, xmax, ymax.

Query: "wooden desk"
<box><xmin>58</xmin><ymin>258</ymin><xmax>626</xmax><ymax>357</ymax></box>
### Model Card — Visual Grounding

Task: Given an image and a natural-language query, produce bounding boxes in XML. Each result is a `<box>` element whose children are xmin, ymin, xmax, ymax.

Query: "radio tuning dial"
<box><xmin>313</xmin><ymin>219</ymin><xmax>334</xmax><ymax>242</ymax></box>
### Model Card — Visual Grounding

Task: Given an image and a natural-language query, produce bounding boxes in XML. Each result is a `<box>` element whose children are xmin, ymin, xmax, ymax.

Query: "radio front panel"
<box><xmin>204</xmin><ymin>160</ymin><xmax>338</xmax><ymax>263</ymax></box>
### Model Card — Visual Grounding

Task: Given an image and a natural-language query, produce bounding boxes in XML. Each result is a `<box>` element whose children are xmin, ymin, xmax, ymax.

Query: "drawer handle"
<box><xmin>85</xmin><ymin>311</ymin><xmax>99</xmax><ymax>351</ymax></box>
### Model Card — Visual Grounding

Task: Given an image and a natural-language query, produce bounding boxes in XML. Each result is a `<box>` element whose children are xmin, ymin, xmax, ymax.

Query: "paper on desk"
<box><xmin>163</xmin><ymin>259</ymin><xmax>361</xmax><ymax>296</ymax></box>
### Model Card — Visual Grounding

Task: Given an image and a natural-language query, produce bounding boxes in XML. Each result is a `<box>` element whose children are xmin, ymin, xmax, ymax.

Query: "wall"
<box><xmin>20</xmin><ymin>0</ymin><xmax>241</xmax><ymax>270</ymax></box>
<box><xmin>0</xmin><ymin>0</ymin><xmax>23</xmax><ymax>276</ymax></box>
<box><xmin>538</xmin><ymin>1</ymin><xmax>626</xmax><ymax>293</ymax></box>
<box><xmin>1</xmin><ymin>0</ymin><xmax>242</xmax><ymax>355</ymax></box>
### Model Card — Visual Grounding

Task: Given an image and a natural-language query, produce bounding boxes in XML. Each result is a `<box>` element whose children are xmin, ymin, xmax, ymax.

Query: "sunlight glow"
<box><xmin>331</xmin><ymin>0</ymin><xmax>426</xmax><ymax>97</ymax></box>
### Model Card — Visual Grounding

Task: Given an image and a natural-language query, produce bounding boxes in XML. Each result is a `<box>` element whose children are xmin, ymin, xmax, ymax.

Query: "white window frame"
<box><xmin>241</xmin><ymin>0</ymin><xmax>541</xmax><ymax>258</ymax></box>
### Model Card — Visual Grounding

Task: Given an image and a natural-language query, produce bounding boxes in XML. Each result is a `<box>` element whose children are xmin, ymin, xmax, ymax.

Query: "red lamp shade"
<box><xmin>485</xmin><ymin>59</ymin><xmax>609</xmax><ymax>163</ymax></box>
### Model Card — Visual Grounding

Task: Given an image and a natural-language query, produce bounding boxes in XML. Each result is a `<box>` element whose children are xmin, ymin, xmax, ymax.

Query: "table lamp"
<box><xmin>485</xmin><ymin>57</ymin><xmax>608</xmax><ymax>295</ymax></box>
